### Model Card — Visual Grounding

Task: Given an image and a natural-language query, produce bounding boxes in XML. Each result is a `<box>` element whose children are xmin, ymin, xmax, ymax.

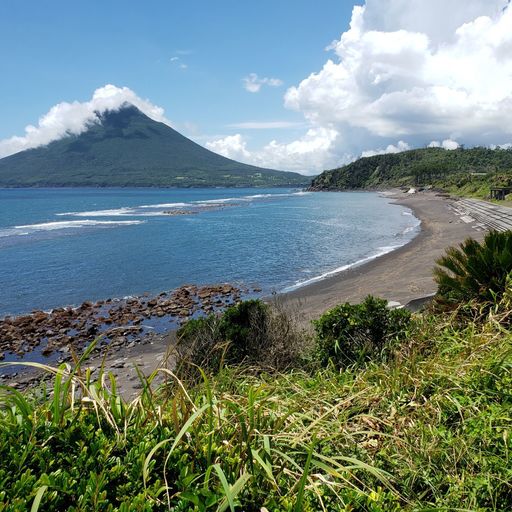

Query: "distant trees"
<box><xmin>310</xmin><ymin>147</ymin><xmax>512</xmax><ymax>192</ymax></box>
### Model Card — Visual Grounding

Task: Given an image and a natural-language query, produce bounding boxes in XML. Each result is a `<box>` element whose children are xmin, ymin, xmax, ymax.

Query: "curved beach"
<box><xmin>1</xmin><ymin>190</ymin><xmax>488</xmax><ymax>396</ymax></box>
<box><xmin>282</xmin><ymin>190</ymin><xmax>485</xmax><ymax>319</ymax></box>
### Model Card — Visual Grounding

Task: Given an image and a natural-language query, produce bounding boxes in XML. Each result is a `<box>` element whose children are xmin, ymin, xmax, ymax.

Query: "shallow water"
<box><xmin>0</xmin><ymin>187</ymin><xmax>420</xmax><ymax>316</ymax></box>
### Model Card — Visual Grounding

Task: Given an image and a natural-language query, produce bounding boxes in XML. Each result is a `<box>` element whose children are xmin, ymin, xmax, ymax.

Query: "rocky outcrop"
<box><xmin>0</xmin><ymin>283</ymin><xmax>250</xmax><ymax>362</ymax></box>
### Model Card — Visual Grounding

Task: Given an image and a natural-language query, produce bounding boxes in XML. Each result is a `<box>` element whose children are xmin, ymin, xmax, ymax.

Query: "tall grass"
<box><xmin>1</xmin><ymin>307</ymin><xmax>511</xmax><ymax>510</ymax></box>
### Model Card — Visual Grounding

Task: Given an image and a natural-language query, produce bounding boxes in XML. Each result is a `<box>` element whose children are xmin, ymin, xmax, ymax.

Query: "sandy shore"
<box><xmin>2</xmin><ymin>190</ymin><xmax>486</xmax><ymax>397</ymax></box>
<box><xmin>282</xmin><ymin>190</ymin><xmax>484</xmax><ymax>320</ymax></box>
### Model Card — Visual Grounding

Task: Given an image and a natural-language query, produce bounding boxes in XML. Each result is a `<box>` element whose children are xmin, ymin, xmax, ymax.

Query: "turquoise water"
<box><xmin>0</xmin><ymin>188</ymin><xmax>420</xmax><ymax>317</ymax></box>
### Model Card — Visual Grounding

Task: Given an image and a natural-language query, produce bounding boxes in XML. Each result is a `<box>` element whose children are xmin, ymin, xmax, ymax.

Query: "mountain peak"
<box><xmin>0</xmin><ymin>107</ymin><xmax>308</xmax><ymax>188</ymax></box>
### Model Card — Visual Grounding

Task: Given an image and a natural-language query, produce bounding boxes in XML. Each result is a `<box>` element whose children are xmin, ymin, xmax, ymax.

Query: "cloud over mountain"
<box><xmin>0</xmin><ymin>85</ymin><xmax>170</xmax><ymax>158</ymax></box>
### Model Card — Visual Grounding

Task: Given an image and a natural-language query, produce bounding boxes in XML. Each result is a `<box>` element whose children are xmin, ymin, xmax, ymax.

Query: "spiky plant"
<box><xmin>434</xmin><ymin>230</ymin><xmax>512</xmax><ymax>307</ymax></box>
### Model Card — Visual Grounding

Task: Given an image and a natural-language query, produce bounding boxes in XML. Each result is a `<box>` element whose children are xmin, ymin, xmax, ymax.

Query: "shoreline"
<box><xmin>281</xmin><ymin>189</ymin><xmax>484</xmax><ymax>319</ymax></box>
<box><xmin>1</xmin><ymin>189</ymin><xmax>487</xmax><ymax>396</ymax></box>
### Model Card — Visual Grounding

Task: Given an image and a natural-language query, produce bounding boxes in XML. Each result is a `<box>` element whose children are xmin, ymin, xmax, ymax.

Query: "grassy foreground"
<box><xmin>2</xmin><ymin>231</ymin><xmax>512</xmax><ymax>511</ymax></box>
<box><xmin>1</xmin><ymin>308</ymin><xmax>511</xmax><ymax>510</ymax></box>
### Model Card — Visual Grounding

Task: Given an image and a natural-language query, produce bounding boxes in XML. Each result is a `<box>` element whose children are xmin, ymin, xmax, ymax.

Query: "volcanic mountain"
<box><xmin>0</xmin><ymin>105</ymin><xmax>308</xmax><ymax>187</ymax></box>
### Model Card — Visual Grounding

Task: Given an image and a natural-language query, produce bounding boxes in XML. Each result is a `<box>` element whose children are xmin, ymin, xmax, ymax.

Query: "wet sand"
<box><xmin>282</xmin><ymin>190</ymin><xmax>485</xmax><ymax>320</ymax></box>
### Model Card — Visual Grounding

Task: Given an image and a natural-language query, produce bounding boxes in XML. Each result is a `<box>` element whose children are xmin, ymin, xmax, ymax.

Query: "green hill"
<box><xmin>310</xmin><ymin>147</ymin><xmax>512</xmax><ymax>194</ymax></box>
<box><xmin>0</xmin><ymin>105</ymin><xmax>308</xmax><ymax>188</ymax></box>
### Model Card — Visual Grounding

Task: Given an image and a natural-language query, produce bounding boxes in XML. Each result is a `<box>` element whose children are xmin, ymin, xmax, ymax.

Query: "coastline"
<box><xmin>281</xmin><ymin>189</ymin><xmax>485</xmax><ymax>320</ymax></box>
<box><xmin>1</xmin><ymin>189</ymin><xmax>487</xmax><ymax>396</ymax></box>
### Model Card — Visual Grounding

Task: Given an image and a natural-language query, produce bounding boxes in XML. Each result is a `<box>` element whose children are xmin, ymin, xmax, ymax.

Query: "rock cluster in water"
<box><xmin>0</xmin><ymin>283</ymin><xmax>245</xmax><ymax>361</ymax></box>
<box><xmin>163</xmin><ymin>209</ymin><xmax>198</xmax><ymax>215</ymax></box>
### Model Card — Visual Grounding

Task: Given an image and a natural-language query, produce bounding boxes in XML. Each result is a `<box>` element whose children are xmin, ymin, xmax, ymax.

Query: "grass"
<box><xmin>0</xmin><ymin>307</ymin><xmax>511</xmax><ymax>510</ymax></box>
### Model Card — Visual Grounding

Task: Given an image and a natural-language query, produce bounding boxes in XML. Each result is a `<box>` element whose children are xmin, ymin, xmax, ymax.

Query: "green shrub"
<box><xmin>434</xmin><ymin>230</ymin><xmax>512</xmax><ymax>310</ymax></box>
<box><xmin>218</xmin><ymin>299</ymin><xmax>268</xmax><ymax>363</ymax></box>
<box><xmin>175</xmin><ymin>299</ymin><xmax>309</xmax><ymax>380</ymax></box>
<box><xmin>313</xmin><ymin>295</ymin><xmax>411</xmax><ymax>368</ymax></box>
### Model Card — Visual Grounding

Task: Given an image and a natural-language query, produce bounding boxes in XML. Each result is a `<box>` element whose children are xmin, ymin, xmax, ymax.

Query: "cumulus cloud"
<box><xmin>0</xmin><ymin>84</ymin><xmax>171</xmax><ymax>158</ymax></box>
<box><xmin>490</xmin><ymin>142</ymin><xmax>512</xmax><ymax>150</ymax></box>
<box><xmin>361</xmin><ymin>140</ymin><xmax>410</xmax><ymax>157</ymax></box>
<box><xmin>211</xmin><ymin>0</ymin><xmax>511</xmax><ymax>173</ymax></box>
<box><xmin>206</xmin><ymin>128</ymin><xmax>340</xmax><ymax>174</ymax></box>
<box><xmin>205</xmin><ymin>134</ymin><xmax>251</xmax><ymax>161</ymax></box>
<box><xmin>243</xmin><ymin>73</ymin><xmax>283</xmax><ymax>93</ymax></box>
<box><xmin>428</xmin><ymin>139</ymin><xmax>460</xmax><ymax>150</ymax></box>
<box><xmin>265</xmin><ymin>0</ymin><xmax>512</xmax><ymax>170</ymax></box>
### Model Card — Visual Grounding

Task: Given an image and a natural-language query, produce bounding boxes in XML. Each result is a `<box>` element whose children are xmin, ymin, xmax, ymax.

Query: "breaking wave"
<box><xmin>55</xmin><ymin>190</ymin><xmax>312</xmax><ymax>218</ymax></box>
<box><xmin>283</xmin><ymin>244</ymin><xmax>405</xmax><ymax>292</ymax></box>
<box><xmin>14</xmin><ymin>220</ymin><xmax>144</xmax><ymax>231</ymax></box>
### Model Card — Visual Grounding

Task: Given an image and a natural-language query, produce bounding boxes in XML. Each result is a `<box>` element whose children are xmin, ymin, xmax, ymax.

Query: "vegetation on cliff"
<box><xmin>310</xmin><ymin>147</ymin><xmax>512</xmax><ymax>197</ymax></box>
<box><xmin>1</xmin><ymin>233</ymin><xmax>511</xmax><ymax>510</ymax></box>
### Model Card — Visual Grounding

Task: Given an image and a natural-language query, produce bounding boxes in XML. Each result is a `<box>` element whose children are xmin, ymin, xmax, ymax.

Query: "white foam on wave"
<box><xmin>283</xmin><ymin>244</ymin><xmax>404</xmax><ymax>293</ymax></box>
<box><xmin>0</xmin><ymin>229</ymin><xmax>30</xmax><ymax>238</ymax></box>
<box><xmin>402</xmin><ymin>225</ymin><xmax>417</xmax><ymax>235</ymax></box>
<box><xmin>245</xmin><ymin>190</ymin><xmax>311</xmax><ymax>200</ymax></box>
<box><xmin>14</xmin><ymin>220</ymin><xmax>144</xmax><ymax>231</ymax></box>
<box><xmin>194</xmin><ymin>197</ymin><xmax>242</xmax><ymax>204</ymax></box>
<box><xmin>397</xmin><ymin>219</ymin><xmax>421</xmax><ymax>237</ymax></box>
<box><xmin>58</xmin><ymin>190</ymin><xmax>311</xmax><ymax>216</ymax></box>
<box><xmin>195</xmin><ymin>190</ymin><xmax>311</xmax><ymax>205</ymax></box>
<box><xmin>57</xmin><ymin>207</ymin><xmax>134</xmax><ymax>217</ymax></box>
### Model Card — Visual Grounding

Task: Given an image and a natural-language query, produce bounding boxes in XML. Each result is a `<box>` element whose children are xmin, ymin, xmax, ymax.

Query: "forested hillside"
<box><xmin>0</xmin><ymin>105</ymin><xmax>308</xmax><ymax>188</ymax></box>
<box><xmin>310</xmin><ymin>147</ymin><xmax>512</xmax><ymax>195</ymax></box>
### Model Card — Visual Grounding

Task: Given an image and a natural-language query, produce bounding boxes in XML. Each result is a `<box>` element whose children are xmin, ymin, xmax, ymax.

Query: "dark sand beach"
<box><xmin>282</xmin><ymin>190</ymin><xmax>484</xmax><ymax>320</ymax></box>
<box><xmin>1</xmin><ymin>190</ymin><xmax>487</xmax><ymax>396</ymax></box>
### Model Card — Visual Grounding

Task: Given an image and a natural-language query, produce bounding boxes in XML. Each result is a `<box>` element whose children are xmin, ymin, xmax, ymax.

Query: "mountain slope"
<box><xmin>0</xmin><ymin>105</ymin><xmax>308</xmax><ymax>187</ymax></box>
<box><xmin>310</xmin><ymin>147</ymin><xmax>512</xmax><ymax>191</ymax></box>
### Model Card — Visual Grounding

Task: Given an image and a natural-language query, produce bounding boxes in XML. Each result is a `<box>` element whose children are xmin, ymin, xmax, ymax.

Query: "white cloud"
<box><xmin>361</xmin><ymin>140</ymin><xmax>410</xmax><ymax>157</ymax></box>
<box><xmin>0</xmin><ymin>84</ymin><xmax>170</xmax><ymax>158</ymax></box>
<box><xmin>428</xmin><ymin>139</ymin><xmax>460</xmax><ymax>150</ymax></box>
<box><xmin>490</xmin><ymin>142</ymin><xmax>512</xmax><ymax>150</ymax></box>
<box><xmin>243</xmin><ymin>73</ymin><xmax>284</xmax><ymax>93</ymax></box>
<box><xmin>268</xmin><ymin>0</ymin><xmax>512</xmax><ymax>170</ymax></box>
<box><xmin>205</xmin><ymin>128</ymin><xmax>340</xmax><ymax>174</ymax></box>
<box><xmin>205</xmin><ymin>134</ymin><xmax>251</xmax><ymax>161</ymax></box>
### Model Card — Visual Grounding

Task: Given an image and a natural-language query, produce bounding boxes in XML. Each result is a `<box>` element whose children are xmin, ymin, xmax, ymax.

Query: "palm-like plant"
<box><xmin>434</xmin><ymin>230</ymin><xmax>512</xmax><ymax>306</ymax></box>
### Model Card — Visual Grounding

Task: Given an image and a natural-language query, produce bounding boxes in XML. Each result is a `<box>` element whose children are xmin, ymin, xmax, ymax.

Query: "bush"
<box><xmin>434</xmin><ymin>230</ymin><xmax>512</xmax><ymax>310</ymax></box>
<box><xmin>175</xmin><ymin>299</ymin><xmax>309</xmax><ymax>381</ymax></box>
<box><xmin>313</xmin><ymin>295</ymin><xmax>411</xmax><ymax>368</ymax></box>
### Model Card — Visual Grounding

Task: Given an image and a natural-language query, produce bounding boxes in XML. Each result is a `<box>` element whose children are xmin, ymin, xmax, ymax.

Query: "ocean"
<box><xmin>0</xmin><ymin>187</ymin><xmax>420</xmax><ymax>317</ymax></box>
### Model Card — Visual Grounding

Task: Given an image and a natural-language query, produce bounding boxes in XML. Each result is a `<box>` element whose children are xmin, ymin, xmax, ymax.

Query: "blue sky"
<box><xmin>1</xmin><ymin>1</ymin><xmax>511</xmax><ymax>173</ymax></box>
<box><xmin>0</xmin><ymin>1</ymin><xmax>354</xmax><ymax>146</ymax></box>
